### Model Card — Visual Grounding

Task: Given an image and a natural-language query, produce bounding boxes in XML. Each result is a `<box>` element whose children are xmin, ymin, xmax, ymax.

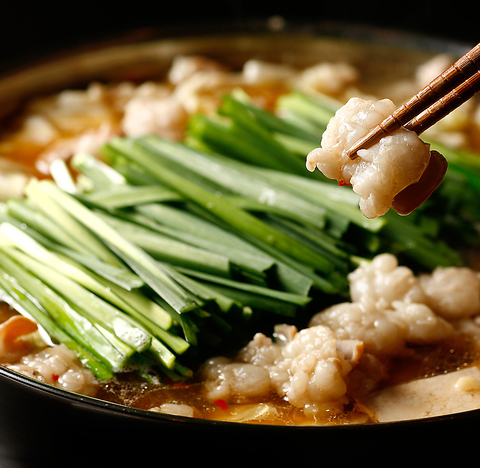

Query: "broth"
<box><xmin>92</xmin><ymin>333</ymin><xmax>480</xmax><ymax>425</ymax></box>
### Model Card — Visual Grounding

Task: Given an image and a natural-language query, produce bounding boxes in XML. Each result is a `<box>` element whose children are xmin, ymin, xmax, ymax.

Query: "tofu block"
<box><xmin>358</xmin><ymin>365</ymin><xmax>480</xmax><ymax>422</ymax></box>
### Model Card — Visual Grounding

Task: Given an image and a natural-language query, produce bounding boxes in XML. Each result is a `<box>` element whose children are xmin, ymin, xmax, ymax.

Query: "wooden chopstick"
<box><xmin>345</xmin><ymin>42</ymin><xmax>480</xmax><ymax>159</ymax></box>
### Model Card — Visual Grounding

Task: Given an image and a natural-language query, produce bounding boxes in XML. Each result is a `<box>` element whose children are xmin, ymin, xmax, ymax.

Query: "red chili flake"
<box><xmin>214</xmin><ymin>399</ymin><xmax>228</xmax><ymax>410</ymax></box>
<box><xmin>338</xmin><ymin>179</ymin><xmax>351</xmax><ymax>186</ymax></box>
<box><xmin>51</xmin><ymin>374</ymin><xmax>59</xmax><ymax>382</ymax></box>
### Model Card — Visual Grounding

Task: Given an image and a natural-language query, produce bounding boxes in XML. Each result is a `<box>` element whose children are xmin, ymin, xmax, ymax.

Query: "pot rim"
<box><xmin>0</xmin><ymin>18</ymin><xmax>473</xmax><ymax>79</ymax></box>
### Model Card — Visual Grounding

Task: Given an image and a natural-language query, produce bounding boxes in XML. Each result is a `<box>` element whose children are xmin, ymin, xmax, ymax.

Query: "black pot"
<box><xmin>0</xmin><ymin>22</ymin><xmax>476</xmax><ymax>467</ymax></box>
<box><xmin>2</xmin><ymin>363</ymin><xmax>480</xmax><ymax>466</ymax></box>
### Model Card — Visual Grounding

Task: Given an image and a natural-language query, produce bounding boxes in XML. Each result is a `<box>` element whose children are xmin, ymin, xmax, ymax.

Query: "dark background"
<box><xmin>0</xmin><ymin>2</ymin><xmax>478</xmax><ymax>71</ymax></box>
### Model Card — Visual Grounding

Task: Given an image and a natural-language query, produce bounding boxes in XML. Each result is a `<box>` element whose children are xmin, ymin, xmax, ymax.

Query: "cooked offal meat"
<box><xmin>202</xmin><ymin>254</ymin><xmax>480</xmax><ymax>418</ymax></box>
<box><xmin>306</xmin><ymin>97</ymin><xmax>432</xmax><ymax>218</ymax></box>
<box><xmin>202</xmin><ymin>324</ymin><xmax>357</xmax><ymax>417</ymax></box>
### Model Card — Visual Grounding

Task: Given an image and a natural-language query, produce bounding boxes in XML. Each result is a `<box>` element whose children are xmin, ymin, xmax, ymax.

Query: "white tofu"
<box><xmin>359</xmin><ymin>365</ymin><xmax>480</xmax><ymax>422</ymax></box>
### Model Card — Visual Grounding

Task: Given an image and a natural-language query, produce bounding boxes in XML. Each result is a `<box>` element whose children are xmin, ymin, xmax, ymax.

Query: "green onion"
<box><xmin>28</xmin><ymin>179</ymin><xmax>201</xmax><ymax>315</ymax></box>
<box><xmin>0</xmin><ymin>250</ymin><xmax>130</xmax><ymax>372</ymax></box>
<box><xmin>140</xmin><ymin>135</ymin><xmax>329</xmax><ymax>230</ymax></box>
<box><xmin>0</xmin><ymin>277</ymin><xmax>113</xmax><ymax>380</ymax></box>
<box><xmin>0</xmin><ymin>87</ymin><xmax>477</xmax><ymax>385</ymax></box>
<box><xmin>24</xmin><ymin>179</ymin><xmax>121</xmax><ymax>267</ymax></box>
<box><xmin>2</xmin><ymin>246</ymin><xmax>152</xmax><ymax>353</ymax></box>
<box><xmin>93</xmin><ymin>210</ymin><xmax>233</xmax><ymax>278</ymax></box>
<box><xmin>103</xmin><ymin>138</ymin><xmax>340</xmax><ymax>288</ymax></box>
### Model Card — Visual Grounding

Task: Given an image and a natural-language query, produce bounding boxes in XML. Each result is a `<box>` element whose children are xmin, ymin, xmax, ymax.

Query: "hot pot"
<box><xmin>0</xmin><ymin>21</ymin><xmax>476</xmax><ymax>467</ymax></box>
